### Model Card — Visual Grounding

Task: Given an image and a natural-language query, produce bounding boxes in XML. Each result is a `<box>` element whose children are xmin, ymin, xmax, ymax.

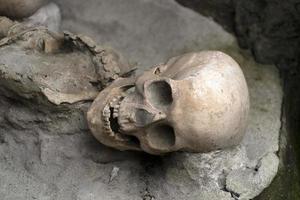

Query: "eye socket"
<box><xmin>146</xmin><ymin>80</ymin><xmax>173</xmax><ymax>109</ymax></box>
<box><xmin>146</xmin><ymin>124</ymin><xmax>175</xmax><ymax>150</ymax></box>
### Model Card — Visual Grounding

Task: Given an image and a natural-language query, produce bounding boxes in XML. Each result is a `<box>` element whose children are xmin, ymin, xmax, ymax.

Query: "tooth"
<box><xmin>104</xmin><ymin>109</ymin><xmax>109</xmax><ymax>113</ymax></box>
<box><xmin>113</xmin><ymin>112</ymin><xmax>119</xmax><ymax>118</ymax></box>
<box><xmin>103</xmin><ymin>113</ymin><xmax>110</xmax><ymax>118</ymax></box>
<box><xmin>104</xmin><ymin>126</ymin><xmax>111</xmax><ymax>131</ymax></box>
<box><xmin>103</xmin><ymin>105</ymin><xmax>110</xmax><ymax>112</ymax></box>
<box><xmin>113</xmin><ymin>109</ymin><xmax>119</xmax><ymax>117</ymax></box>
<box><xmin>105</xmin><ymin>128</ymin><xmax>111</xmax><ymax>132</ymax></box>
<box><xmin>110</xmin><ymin>100</ymin><xmax>119</xmax><ymax>107</ymax></box>
<box><xmin>103</xmin><ymin>106</ymin><xmax>110</xmax><ymax>117</ymax></box>
<box><xmin>119</xmin><ymin>119</ymin><xmax>129</xmax><ymax>124</ymax></box>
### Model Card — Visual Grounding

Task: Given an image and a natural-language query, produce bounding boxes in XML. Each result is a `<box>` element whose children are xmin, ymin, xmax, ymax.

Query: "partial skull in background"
<box><xmin>0</xmin><ymin>0</ymin><xmax>60</xmax><ymax>32</ymax></box>
<box><xmin>0</xmin><ymin>0</ymin><xmax>48</xmax><ymax>19</ymax></box>
<box><xmin>87</xmin><ymin>51</ymin><xmax>250</xmax><ymax>155</ymax></box>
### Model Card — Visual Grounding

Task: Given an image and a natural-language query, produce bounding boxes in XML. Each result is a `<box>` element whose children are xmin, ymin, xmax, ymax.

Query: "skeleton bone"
<box><xmin>0</xmin><ymin>0</ymin><xmax>48</xmax><ymax>19</ymax></box>
<box><xmin>0</xmin><ymin>17</ymin><xmax>134</xmax><ymax>105</ymax></box>
<box><xmin>0</xmin><ymin>0</ymin><xmax>60</xmax><ymax>32</ymax></box>
<box><xmin>0</xmin><ymin>16</ymin><xmax>249</xmax><ymax>155</ymax></box>
<box><xmin>24</xmin><ymin>2</ymin><xmax>61</xmax><ymax>32</ymax></box>
<box><xmin>87</xmin><ymin>51</ymin><xmax>250</xmax><ymax>155</ymax></box>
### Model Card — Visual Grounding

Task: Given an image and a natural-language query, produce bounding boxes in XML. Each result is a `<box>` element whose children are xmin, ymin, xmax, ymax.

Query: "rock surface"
<box><xmin>0</xmin><ymin>0</ymin><xmax>282</xmax><ymax>199</ymax></box>
<box><xmin>177</xmin><ymin>0</ymin><xmax>300</xmax><ymax>72</ymax></box>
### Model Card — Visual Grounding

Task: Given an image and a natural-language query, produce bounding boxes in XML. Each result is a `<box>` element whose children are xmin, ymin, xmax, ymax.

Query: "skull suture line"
<box><xmin>87</xmin><ymin>51</ymin><xmax>250</xmax><ymax>155</ymax></box>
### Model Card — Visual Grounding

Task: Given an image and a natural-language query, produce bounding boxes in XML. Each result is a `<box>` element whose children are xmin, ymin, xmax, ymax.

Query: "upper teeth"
<box><xmin>102</xmin><ymin>95</ymin><xmax>124</xmax><ymax>140</ymax></box>
<box><xmin>113</xmin><ymin>107</ymin><xmax>119</xmax><ymax>118</ymax></box>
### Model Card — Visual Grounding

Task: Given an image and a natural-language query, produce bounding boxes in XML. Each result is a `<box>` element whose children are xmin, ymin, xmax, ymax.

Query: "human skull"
<box><xmin>0</xmin><ymin>0</ymin><xmax>48</xmax><ymax>19</ymax></box>
<box><xmin>87</xmin><ymin>51</ymin><xmax>249</xmax><ymax>155</ymax></box>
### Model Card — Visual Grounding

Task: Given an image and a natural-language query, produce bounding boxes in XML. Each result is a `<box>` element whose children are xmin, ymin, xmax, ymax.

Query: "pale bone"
<box><xmin>25</xmin><ymin>3</ymin><xmax>61</xmax><ymax>32</ymax></box>
<box><xmin>0</xmin><ymin>0</ymin><xmax>48</xmax><ymax>19</ymax></box>
<box><xmin>0</xmin><ymin>17</ymin><xmax>133</xmax><ymax>105</ymax></box>
<box><xmin>87</xmin><ymin>51</ymin><xmax>250</xmax><ymax>155</ymax></box>
<box><xmin>0</xmin><ymin>0</ymin><xmax>60</xmax><ymax>32</ymax></box>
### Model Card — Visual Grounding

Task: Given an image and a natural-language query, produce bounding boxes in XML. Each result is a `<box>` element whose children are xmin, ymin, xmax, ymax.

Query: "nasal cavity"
<box><xmin>135</xmin><ymin>109</ymin><xmax>155</xmax><ymax>127</ymax></box>
<box><xmin>146</xmin><ymin>124</ymin><xmax>175</xmax><ymax>150</ymax></box>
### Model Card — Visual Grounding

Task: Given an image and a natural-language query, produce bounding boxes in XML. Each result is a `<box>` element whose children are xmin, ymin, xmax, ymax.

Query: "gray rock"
<box><xmin>0</xmin><ymin>0</ymin><xmax>282</xmax><ymax>199</ymax></box>
<box><xmin>176</xmin><ymin>0</ymin><xmax>300</xmax><ymax>71</ymax></box>
<box><xmin>53</xmin><ymin>0</ymin><xmax>237</xmax><ymax>72</ymax></box>
<box><xmin>226</xmin><ymin>153</ymin><xmax>279</xmax><ymax>200</ymax></box>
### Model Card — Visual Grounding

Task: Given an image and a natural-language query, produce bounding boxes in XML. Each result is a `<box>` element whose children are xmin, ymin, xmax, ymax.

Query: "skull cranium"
<box><xmin>87</xmin><ymin>51</ymin><xmax>249</xmax><ymax>155</ymax></box>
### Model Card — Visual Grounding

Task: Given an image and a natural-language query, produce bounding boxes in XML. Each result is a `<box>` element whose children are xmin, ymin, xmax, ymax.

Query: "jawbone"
<box><xmin>87</xmin><ymin>77</ymin><xmax>141</xmax><ymax>151</ymax></box>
